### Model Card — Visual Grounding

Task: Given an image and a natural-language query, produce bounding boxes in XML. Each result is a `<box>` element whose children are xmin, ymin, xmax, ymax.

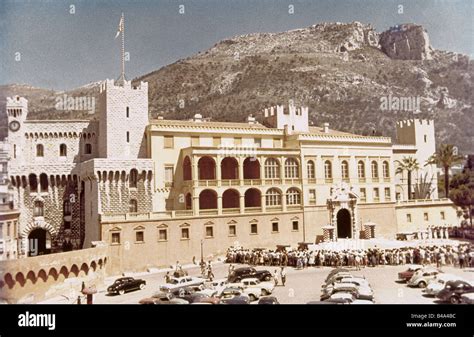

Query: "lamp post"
<box><xmin>200</xmin><ymin>239</ymin><xmax>204</xmax><ymax>264</ymax></box>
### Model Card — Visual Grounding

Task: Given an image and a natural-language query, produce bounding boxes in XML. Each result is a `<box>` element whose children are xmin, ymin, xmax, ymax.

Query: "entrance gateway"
<box><xmin>336</xmin><ymin>208</ymin><xmax>352</xmax><ymax>239</ymax></box>
<box><xmin>326</xmin><ymin>183</ymin><xmax>359</xmax><ymax>240</ymax></box>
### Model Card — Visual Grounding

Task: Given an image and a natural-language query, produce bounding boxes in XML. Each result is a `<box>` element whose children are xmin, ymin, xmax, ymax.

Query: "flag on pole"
<box><xmin>115</xmin><ymin>14</ymin><xmax>124</xmax><ymax>39</ymax></box>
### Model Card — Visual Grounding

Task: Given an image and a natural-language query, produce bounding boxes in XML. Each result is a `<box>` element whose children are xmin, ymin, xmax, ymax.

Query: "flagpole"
<box><xmin>121</xmin><ymin>12</ymin><xmax>125</xmax><ymax>84</ymax></box>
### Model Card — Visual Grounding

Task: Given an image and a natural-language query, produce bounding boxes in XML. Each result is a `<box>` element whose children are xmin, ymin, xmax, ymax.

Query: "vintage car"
<box><xmin>436</xmin><ymin>280</ymin><xmax>474</xmax><ymax>304</ymax></box>
<box><xmin>223</xmin><ymin>295</ymin><xmax>250</xmax><ymax>305</ymax></box>
<box><xmin>258</xmin><ymin>296</ymin><xmax>280</xmax><ymax>305</ymax></box>
<box><xmin>321</xmin><ymin>283</ymin><xmax>374</xmax><ymax>301</ymax></box>
<box><xmin>460</xmin><ymin>293</ymin><xmax>474</xmax><ymax>304</ymax></box>
<box><xmin>139</xmin><ymin>291</ymin><xmax>176</xmax><ymax>304</ymax></box>
<box><xmin>407</xmin><ymin>268</ymin><xmax>442</xmax><ymax>288</ymax></box>
<box><xmin>219</xmin><ymin>287</ymin><xmax>249</xmax><ymax>304</ymax></box>
<box><xmin>326</xmin><ymin>292</ymin><xmax>374</xmax><ymax>304</ymax></box>
<box><xmin>324</xmin><ymin>277</ymin><xmax>371</xmax><ymax>290</ymax></box>
<box><xmin>230</xmin><ymin>277</ymin><xmax>275</xmax><ymax>296</ymax></box>
<box><xmin>228</xmin><ymin>267</ymin><xmax>272</xmax><ymax>283</ymax></box>
<box><xmin>423</xmin><ymin>274</ymin><xmax>463</xmax><ymax>296</ymax></box>
<box><xmin>107</xmin><ymin>277</ymin><xmax>146</xmax><ymax>295</ymax></box>
<box><xmin>325</xmin><ymin>268</ymin><xmax>350</xmax><ymax>283</ymax></box>
<box><xmin>324</xmin><ymin>272</ymin><xmax>359</xmax><ymax>286</ymax></box>
<box><xmin>397</xmin><ymin>265</ymin><xmax>424</xmax><ymax>282</ymax></box>
<box><xmin>198</xmin><ymin>278</ymin><xmax>229</xmax><ymax>297</ymax></box>
<box><xmin>159</xmin><ymin>276</ymin><xmax>205</xmax><ymax>292</ymax></box>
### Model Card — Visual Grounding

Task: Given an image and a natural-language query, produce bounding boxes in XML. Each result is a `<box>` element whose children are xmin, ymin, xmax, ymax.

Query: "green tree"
<box><xmin>449</xmin><ymin>163</ymin><xmax>474</xmax><ymax>226</ymax></box>
<box><xmin>395</xmin><ymin>157</ymin><xmax>420</xmax><ymax>200</ymax></box>
<box><xmin>426</xmin><ymin>144</ymin><xmax>463</xmax><ymax>198</ymax></box>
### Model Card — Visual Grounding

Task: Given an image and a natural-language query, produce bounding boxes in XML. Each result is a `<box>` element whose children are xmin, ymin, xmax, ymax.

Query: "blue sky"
<box><xmin>0</xmin><ymin>0</ymin><xmax>472</xmax><ymax>90</ymax></box>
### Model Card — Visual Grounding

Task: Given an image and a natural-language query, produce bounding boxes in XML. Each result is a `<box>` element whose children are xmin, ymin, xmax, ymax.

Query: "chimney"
<box><xmin>247</xmin><ymin>115</ymin><xmax>256</xmax><ymax>125</ymax></box>
<box><xmin>323</xmin><ymin>123</ymin><xmax>330</xmax><ymax>133</ymax></box>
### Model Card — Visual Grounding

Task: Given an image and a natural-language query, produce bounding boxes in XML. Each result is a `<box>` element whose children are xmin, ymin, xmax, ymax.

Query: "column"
<box><xmin>259</xmin><ymin>156</ymin><xmax>265</xmax><ymax>182</ymax></box>
<box><xmin>280</xmin><ymin>156</ymin><xmax>285</xmax><ymax>182</ymax></box>
<box><xmin>260</xmin><ymin>191</ymin><xmax>266</xmax><ymax>213</ymax></box>
<box><xmin>193</xmin><ymin>196</ymin><xmax>200</xmax><ymax>216</ymax></box>
<box><xmin>238</xmin><ymin>157</ymin><xmax>244</xmax><ymax>186</ymax></box>
<box><xmin>282</xmin><ymin>191</ymin><xmax>287</xmax><ymax>212</ymax></box>
<box><xmin>216</xmin><ymin>156</ymin><xmax>221</xmax><ymax>187</ymax></box>
<box><xmin>239</xmin><ymin>195</ymin><xmax>245</xmax><ymax>214</ymax></box>
<box><xmin>192</xmin><ymin>156</ymin><xmax>199</xmax><ymax>187</ymax></box>
<box><xmin>217</xmin><ymin>195</ymin><xmax>222</xmax><ymax>215</ymax></box>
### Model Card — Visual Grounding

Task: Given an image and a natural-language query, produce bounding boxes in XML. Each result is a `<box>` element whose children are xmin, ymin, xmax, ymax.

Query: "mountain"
<box><xmin>1</xmin><ymin>21</ymin><xmax>473</xmax><ymax>153</ymax></box>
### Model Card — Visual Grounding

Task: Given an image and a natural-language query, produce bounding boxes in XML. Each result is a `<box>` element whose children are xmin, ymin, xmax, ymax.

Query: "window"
<box><xmin>440</xmin><ymin>211</ymin><xmax>445</xmax><ymax>220</ymax></box>
<box><xmin>63</xmin><ymin>200</ymin><xmax>72</xmax><ymax>216</ymax></box>
<box><xmin>229</xmin><ymin>225</ymin><xmax>236</xmax><ymax>236</ymax></box>
<box><xmin>292</xmin><ymin>221</ymin><xmax>299</xmax><ymax>231</ymax></box>
<box><xmin>40</xmin><ymin>173</ymin><xmax>48</xmax><ymax>191</ymax></box>
<box><xmin>158</xmin><ymin>229</ymin><xmax>168</xmax><ymax>241</ymax></box>
<box><xmin>165</xmin><ymin>166</ymin><xmax>174</xmax><ymax>186</ymax></box>
<box><xmin>59</xmin><ymin>144</ymin><xmax>67</xmax><ymax>157</ymax></box>
<box><xmin>371</xmin><ymin>161</ymin><xmax>379</xmax><ymax>178</ymax></box>
<box><xmin>126</xmin><ymin>131</ymin><xmax>130</xmax><ymax>143</ymax></box>
<box><xmin>358</xmin><ymin>161</ymin><xmax>365</xmax><ymax>178</ymax></box>
<box><xmin>64</xmin><ymin>221</ymin><xmax>71</xmax><ymax>230</ymax></box>
<box><xmin>266</xmin><ymin>188</ymin><xmax>282</xmax><ymax>206</ymax></box>
<box><xmin>265</xmin><ymin>158</ymin><xmax>280</xmax><ymax>179</ymax></box>
<box><xmin>29</xmin><ymin>174</ymin><xmax>38</xmax><ymax>192</ymax></box>
<box><xmin>36</xmin><ymin>144</ymin><xmax>44</xmax><ymax>157</ymax></box>
<box><xmin>250</xmin><ymin>223</ymin><xmax>258</xmax><ymax>234</ymax></box>
<box><xmin>111</xmin><ymin>232</ymin><xmax>121</xmax><ymax>244</ymax></box>
<box><xmin>286</xmin><ymin>188</ymin><xmax>301</xmax><ymax>205</ymax></box>
<box><xmin>341</xmin><ymin>160</ymin><xmax>349</xmax><ymax>179</ymax></box>
<box><xmin>212</xmin><ymin>137</ymin><xmax>221</xmax><ymax>147</ymax></box>
<box><xmin>384</xmin><ymin>188</ymin><xmax>391</xmax><ymax>201</ymax></box>
<box><xmin>272</xmin><ymin>222</ymin><xmax>279</xmax><ymax>232</ymax></box>
<box><xmin>191</xmin><ymin>136</ymin><xmax>200</xmax><ymax>147</ymax></box>
<box><xmin>205</xmin><ymin>226</ymin><xmax>214</xmax><ymax>238</ymax></box>
<box><xmin>307</xmin><ymin>160</ymin><xmax>315</xmax><ymax>179</ymax></box>
<box><xmin>181</xmin><ymin>228</ymin><xmax>190</xmax><ymax>239</ymax></box>
<box><xmin>360</xmin><ymin>188</ymin><xmax>366</xmax><ymax>201</ymax></box>
<box><xmin>382</xmin><ymin>161</ymin><xmax>390</xmax><ymax>178</ymax></box>
<box><xmin>84</xmin><ymin>143</ymin><xmax>92</xmax><ymax>154</ymax></box>
<box><xmin>126</xmin><ymin>106</ymin><xmax>129</xmax><ymax>118</ymax></box>
<box><xmin>424</xmin><ymin>213</ymin><xmax>429</xmax><ymax>221</ymax></box>
<box><xmin>234</xmin><ymin>137</ymin><xmax>242</xmax><ymax>146</ymax></box>
<box><xmin>164</xmin><ymin>135</ymin><xmax>174</xmax><ymax>149</ymax></box>
<box><xmin>129</xmin><ymin>169</ymin><xmax>138</xmax><ymax>188</ymax></box>
<box><xmin>254</xmin><ymin>138</ymin><xmax>261</xmax><ymax>148</ymax></box>
<box><xmin>406</xmin><ymin>214</ymin><xmax>412</xmax><ymax>222</ymax></box>
<box><xmin>13</xmin><ymin>144</ymin><xmax>16</xmax><ymax>159</ymax></box>
<box><xmin>424</xmin><ymin>135</ymin><xmax>427</xmax><ymax>143</ymax></box>
<box><xmin>129</xmin><ymin>199</ymin><xmax>138</xmax><ymax>213</ymax></box>
<box><xmin>285</xmin><ymin>158</ymin><xmax>299</xmax><ymax>178</ymax></box>
<box><xmin>324</xmin><ymin>160</ymin><xmax>332</xmax><ymax>179</ymax></box>
<box><xmin>33</xmin><ymin>200</ymin><xmax>44</xmax><ymax>217</ymax></box>
<box><xmin>135</xmin><ymin>231</ymin><xmax>144</xmax><ymax>243</ymax></box>
<box><xmin>373</xmin><ymin>188</ymin><xmax>380</xmax><ymax>200</ymax></box>
<box><xmin>0</xmin><ymin>224</ymin><xmax>2</xmax><ymax>239</ymax></box>
<box><xmin>309</xmin><ymin>189</ymin><xmax>316</xmax><ymax>204</ymax></box>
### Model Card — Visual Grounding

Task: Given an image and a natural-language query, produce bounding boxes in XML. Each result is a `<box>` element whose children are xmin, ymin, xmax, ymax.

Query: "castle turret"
<box><xmin>98</xmin><ymin>79</ymin><xmax>149</xmax><ymax>159</ymax></box>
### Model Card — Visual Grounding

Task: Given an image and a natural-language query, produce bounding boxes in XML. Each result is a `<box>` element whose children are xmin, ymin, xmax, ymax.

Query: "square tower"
<box><xmin>6</xmin><ymin>96</ymin><xmax>28</xmax><ymax>168</ymax></box>
<box><xmin>98</xmin><ymin>79</ymin><xmax>149</xmax><ymax>159</ymax></box>
<box><xmin>263</xmin><ymin>105</ymin><xmax>309</xmax><ymax>133</ymax></box>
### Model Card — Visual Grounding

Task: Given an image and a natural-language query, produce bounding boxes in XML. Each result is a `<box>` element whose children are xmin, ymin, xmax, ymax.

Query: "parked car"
<box><xmin>159</xmin><ymin>276</ymin><xmax>205</xmax><ymax>292</ymax></box>
<box><xmin>322</xmin><ymin>283</ymin><xmax>374</xmax><ymax>301</ymax></box>
<box><xmin>223</xmin><ymin>295</ymin><xmax>250</xmax><ymax>304</ymax></box>
<box><xmin>398</xmin><ymin>265</ymin><xmax>424</xmax><ymax>282</ymax></box>
<box><xmin>228</xmin><ymin>267</ymin><xmax>272</xmax><ymax>283</ymax></box>
<box><xmin>324</xmin><ymin>273</ymin><xmax>359</xmax><ymax>286</ymax></box>
<box><xmin>436</xmin><ymin>280</ymin><xmax>474</xmax><ymax>304</ymax></box>
<box><xmin>192</xmin><ymin>294</ymin><xmax>221</xmax><ymax>305</ymax></box>
<box><xmin>230</xmin><ymin>277</ymin><xmax>275</xmax><ymax>295</ymax></box>
<box><xmin>107</xmin><ymin>277</ymin><xmax>146</xmax><ymax>295</ymax></box>
<box><xmin>408</xmin><ymin>268</ymin><xmax>442</xmax><ymax>288</ymax></box>
<box><xmin>325</xmin><ymin>268</ymin><xmax>350</xmax><ymax>283</ymax></box>
<box><xmin>224</xmin><ymin>283</ymin><xmax>261</xmax><ymax>302</ymax></box>
<box><xmin>423</xmin><ymin>274</ymin><xmax>462</xmax><ymax>296</ymax></box>
<box><xmin>219</xmin><ymin>287</ymin><xmax>249</xmax><ymax>304</ymax></box>
<box><xmin>139</xmin><ymin>291</ymin><xmax>174</xmax><ymax>304</ymax></box>
<box><xmin>460</xmin><ymin>293</ymin><xmax>474</xmax><ymax>304</ymax></box>
<box><xmin>198</xmin><ymin>279</ymin><xmax>228</xmax><ymax>297</ymax></box>
<box><xmin>325</xmin><ymin>292</ymin><xmax>373</xmax><ymax>304</ymax></box>
<box><xmin>258</xmin><ymin>296</ymin><xmax>280</xmax><ymax>305</ymax></box>
<box><xmin>328</xmin><ymin>277</ymin><xmax>371</xmax><ymax>289</ymax></box>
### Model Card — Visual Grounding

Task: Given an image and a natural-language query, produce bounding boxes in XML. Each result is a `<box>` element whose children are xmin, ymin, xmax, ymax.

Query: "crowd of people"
<box><xmin>225</xmin><ymin>243</ymin><xmax>474</xmax><ymax>270</ymax></box>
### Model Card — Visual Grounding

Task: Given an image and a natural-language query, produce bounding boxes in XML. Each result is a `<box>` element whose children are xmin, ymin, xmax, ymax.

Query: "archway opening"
<box><xmin>336</xmin><ymin>209</ymin><xmax>352</xmax><ymax>239</ymax></box>
<box><xmin>223</xmin><ymin>189</ymin><xmax>240</xmax><ymax>208</ymax></box>
<box><xmin>28</xmin><ymin>228</ymin><xmax>51</xmax><ymax>256</ymax></box>
<box><xmin>243</xmin><ymin>158</ymin><xmax>260</xmax><ymax>179</ymax></box>
<box><xmin>244</xmin><ymin>188</ymin><xmax>261</xmax><ymax>208</ymax></box>
<box><xmin>198</xmin><ymin>157</ymin><xmax>216</xmax><ymax>180</ymax></box>
<box><xmin>199</xmin><ymin>189</ymin><xmax>217</xmax><ymax>210</ymax></box>
<box><xmin>221</xmin><ymin>157</ymin><xmax>239</xmax><ymax>180</ymax></box>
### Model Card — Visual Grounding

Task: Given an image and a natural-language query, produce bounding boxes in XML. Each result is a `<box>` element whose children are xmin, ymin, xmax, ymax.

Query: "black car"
<box><xmin>228</xmin><ymin>267</ymin><xmax>272</xmax><ymax>282</ymax></box>
<box><xmin>436</xmin><ymin>280</ymin><xmax>474</xmax><ymax>304</ymax></box>
<box><xmin>223</xmin><ymin>295</ymin><xmax>250</xmax><ymax>305</ymax></box>
<box><xmin>107</xmin><ymin>277</ymin><xmax>146</xmax><ymax>295</ymax></box>
<box><xmin>258</xmin><ymin>296</ymin><xmax>280</xmax><ymax>305</ymax></box>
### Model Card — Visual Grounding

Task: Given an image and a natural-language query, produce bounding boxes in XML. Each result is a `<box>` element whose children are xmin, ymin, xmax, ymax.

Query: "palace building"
<box><xmin>4</xmin><ymin>77</ymin><xmax>459</xmax><ymax>272</ymax></box>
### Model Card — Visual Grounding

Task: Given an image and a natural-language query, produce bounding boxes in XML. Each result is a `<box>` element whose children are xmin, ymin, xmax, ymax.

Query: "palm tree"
<box><xmin>396</xmin><ymin>157</ymin><xmax>420</xmax><ymax>200</ymax></box>
<box><xmin>426</xmin><ymin>144</ymin><xmax>463</xmax><ymax>198</ymax></box>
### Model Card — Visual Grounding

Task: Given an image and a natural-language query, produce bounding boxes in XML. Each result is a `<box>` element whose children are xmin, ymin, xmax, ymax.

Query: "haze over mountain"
<box><xmin>1</xmin><ymin>22</ymin><xmax>472</xmax><ymax>153</ymax></box>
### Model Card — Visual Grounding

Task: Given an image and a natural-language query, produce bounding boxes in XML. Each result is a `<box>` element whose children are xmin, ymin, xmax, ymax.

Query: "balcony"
<box><xmin>198</xmin><ymin>180</ymin><xmax>218</xmax><ymax>187</ymax></box>
<box><xmin>287</xmin><ymin>205</ymin><xmax>302</xmax><ymax>211</ymax></box>
<box><xmin>342</xmin><ymin>178</ymin><xmax>350</xmax><ymax>183</ymax></box>
<box><xmin>222</xmin><ymin>208</ymin><xmax>240</xmax><ymax>214</ymax></box>
<box><xmin>358</xmin><ymin>178</ymin><xmax>366</xmax><ymax>183</ymax></box>
<box><xmin>244</xmin><ymin>207</ymin><xmax>262</xmax><ymax>213</ymax></box>
<box><xmin>263</xmin><ymin>178</ymin><xmax>283</xmax><ymax>185</ymax></box>
<box><xmin>383</xmin><ymin>177</ymin><xmax>390</xmax><ymax>183</ymax></box>
<box><xmin>307</xmin><ymin>178</ymin><xmax>316</xmax><ymax>184</ymax></box>
<box><xmin>175</xmin><ymin>210</ymin><xmax>193</xmax><ymax>217</ymax></box>
<box><xmin>325</xmin><ymin>178</ymin><xmax>333</xmax><ymax>184</ymax></box>
<box><xmin>243</xmin><ymin>179</ymin><xmax>262</xmax><ymax>186</ymax></box>
<box><xmin>372</xmin><ymin>177</ymin><xmax>380</xmax><ymax>183</ymax></box>
<box><xmin>284</xmin><ymin>178</ymin><xmax>302</xmax><ymax>185</ymax></box>
<box><xmin>199</xmin><ymin>209</ymin><xmax>219</xmax><ymax>216</ymax></box>
<box><xmin>221</xmin><ymin>179</ymin><xmax>240</xmax><ymax>186</ymax></box>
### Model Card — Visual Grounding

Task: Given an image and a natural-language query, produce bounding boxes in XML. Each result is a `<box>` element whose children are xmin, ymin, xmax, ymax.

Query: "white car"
<box><xmin>323</xmin><ymin>282</ymin><xmax>374</xmax><ymax>301</ymax></box>
<box><xmin>327</xmin><ymin>292</ymin><xmax>374</xmax><ymax>304</ymax></box>
<box><xmin>408</xmin><ymin>268</ymin><xmax>441</xmax><ymax>288</ymax></box>
<box><xmin>198</xmin><ymin>279</ymin><xmax>228</xmax><ymax>297</ymax></box>
<box><xmin>225</xmin><ymin>283</ymin><xmax>261</xmax><ymax>302</ymax></box>
<box><xmin>423</xmin><ymin>274</ymin><xmax>466</xmax><ymax>296</ymax></box>
<box><xmin>230</xmin><ymin>277</ymin><xmax>275</xmax><ymax>296</ymax></box>
<box><xmin>159</xmin><ymin>276</ymin><xmax>205</xmax><ymax>292</ymax></box>
<box><xmin>338</xmin><ymin>277</ymin><xmax>371</xmax><ymax>289</ymax></box>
